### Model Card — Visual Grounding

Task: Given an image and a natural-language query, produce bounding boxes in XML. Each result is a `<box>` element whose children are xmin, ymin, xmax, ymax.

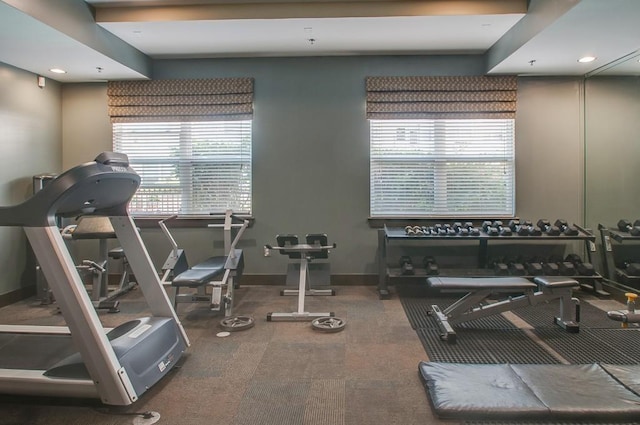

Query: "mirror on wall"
<box><xmin>584</xmin><ymin>53</ymin><xmax>640</xmax><ymax>231</ymax></box>
<box><xmin>584</xmin><ymin>51</ymin><xmax>640</xmax><ymax>288</ymax></box>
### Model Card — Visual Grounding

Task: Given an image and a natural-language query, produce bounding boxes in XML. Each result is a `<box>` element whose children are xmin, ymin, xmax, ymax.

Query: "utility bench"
<box><xmin>427</xmin><ymin>276</ymin><xmax>580</xmax><ymax>344</ymax></box>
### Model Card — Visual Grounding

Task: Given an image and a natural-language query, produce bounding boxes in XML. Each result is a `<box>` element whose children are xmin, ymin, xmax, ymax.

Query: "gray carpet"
<box><xmin>0</xmin><ymin>284</ymin><xmax>447</xmax><ymax>425</ymax></box>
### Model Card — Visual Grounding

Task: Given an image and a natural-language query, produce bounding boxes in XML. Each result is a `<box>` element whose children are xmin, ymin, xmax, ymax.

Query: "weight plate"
<box><xmin>311</xmin><ymin>316</ymin><xmax>346</xmax><ymax>333</ymax></box>
<box><xmin>220</xmin><ymin>315</ymin><xmax>255</xmax><ymax>332</ymax></box>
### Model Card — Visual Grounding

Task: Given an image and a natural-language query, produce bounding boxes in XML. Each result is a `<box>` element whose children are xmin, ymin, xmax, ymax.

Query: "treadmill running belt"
<box><xmin>0</xmin><ymin>334</ymin><xmax>77</xmax><ymax>370</ymax></box>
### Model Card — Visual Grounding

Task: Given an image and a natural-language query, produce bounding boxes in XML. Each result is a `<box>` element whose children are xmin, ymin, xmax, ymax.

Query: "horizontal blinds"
<box><xmin>108</xmin><ymin>78</ymin><xmax>254</xmax><ymax>122</ymax></box>
<box><xmin>113</xmin><ymin>120</ymin><xmax>252</xmax><ymax>215</ymax></box>
<box><xmin>370</xmin><ymin>119</ymin><xmax>514</xmax><ymax>217</ymax></box>
<box><xmin>366</xmin><ymin>76</ymin><xmax>517</xmax><ymax>120</ymax></box>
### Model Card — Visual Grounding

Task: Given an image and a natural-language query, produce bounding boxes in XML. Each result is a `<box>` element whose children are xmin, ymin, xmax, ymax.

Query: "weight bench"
<box><xmin>160</xmin><ymin>211</ymin><xmax>251</xmax><ymax>330</ymax></box>
<box><xmin>428</xmin><ymin>276</ymin><xmax>580</xmax><ymax>344</ymax></box>
<box><xmin>171</xmin><ymin>250</ymin><xmax>244</xmax><ymax>316</ymax></box>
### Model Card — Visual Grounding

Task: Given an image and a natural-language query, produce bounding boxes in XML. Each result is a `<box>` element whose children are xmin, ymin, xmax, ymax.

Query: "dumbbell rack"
<box><xmin>377</xmin><ymin>223</ymin><xmax>604</xmax><ymax>299</ymax></box>
<box><xmin>598</xmin><ymin>224</ymin><xmax>640</xmax><ymax>291</ymax></box>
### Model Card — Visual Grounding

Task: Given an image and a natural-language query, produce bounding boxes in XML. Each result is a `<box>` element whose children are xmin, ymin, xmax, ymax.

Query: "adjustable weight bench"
<box><xmin>160</xmin><ymin>211</ymin><xmax>253</xmax><ymax>331</ymax></box>
<box><xmin>171</xmin><ymin>251</ymin><xmax>244</xmax><ymax>315</ymax></box>
<box><xmin>428</xmin><ymin>276</ymin><xmax>580</xmax><ymax>344</ymax></box>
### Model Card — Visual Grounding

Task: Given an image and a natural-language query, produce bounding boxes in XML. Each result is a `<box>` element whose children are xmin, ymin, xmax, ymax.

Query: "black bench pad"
<box><xmin>172</xmin><ymin>256</ymin><xmax>226</xmax><ymax>287</ymax></box>
<box><xmin>418</xmin><ymin>362</ymin><xmax>640</xmax><ymax>420</ymax></box>
<box><xmin>427</xmin><ymin>277</ymin><xmax>536</xmax><ymax>291</ymax></box>
<box><xmin>533</xmin><ymin>276</ymin><xmax>579</xmax><ymax>288</ymax></box>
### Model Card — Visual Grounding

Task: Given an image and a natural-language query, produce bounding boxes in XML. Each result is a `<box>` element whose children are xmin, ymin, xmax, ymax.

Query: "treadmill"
<box><xmin>0</xmin><ymin>152</ymin><xmax>190</xmax><ymax>406</ymax></box>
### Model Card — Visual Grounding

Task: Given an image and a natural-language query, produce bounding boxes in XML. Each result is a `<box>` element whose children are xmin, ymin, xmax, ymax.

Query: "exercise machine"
<box><xmin>428</xmin><ymin>276</ymin><xmax>580</xmax><ymax>344</ymax></box>
<box><xmin>0</xmin><ymin>152</ymin><xmax>189</xmax><ymax>405</ymax></box>
<box><xmin>264</xmin><ymin>236</ymin><xmax>346</xmax><ymax>331</ymax></box>
<box><xmin>61</xmin><ymin>216</ymin><xmax>137</xmax><ymax>312</ymax></box>
<box><xmin>607</xmin><ymin>292</ymin><xmax>640</xmax><ymax>327</ymax></box>
<box><xmin>160</xmin><ymin>210</ymin><xmax>254</xmax><ymax>331</ymax></box>
<box><xmin>279</xmin><ymin>234</ymin><xmax>335</xmax><ymax>297</ymax></box>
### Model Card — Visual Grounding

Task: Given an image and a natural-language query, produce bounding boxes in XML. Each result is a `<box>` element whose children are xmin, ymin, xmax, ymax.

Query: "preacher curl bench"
<box><xmin>428</xmin><ymin>276</ymin><xmax>580</xmax><ymax>344</ymax></box>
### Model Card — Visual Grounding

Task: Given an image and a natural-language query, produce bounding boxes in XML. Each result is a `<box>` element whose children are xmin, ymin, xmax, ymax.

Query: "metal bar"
<box><xmin>25</xmin><ymin>226</ymin><xmax>136</xmax><ymax>406</ymax></box>
<box><xmin>109</xmin><ymin>216</ymin><xmax>190</xmax><ymax>347</ymax></box>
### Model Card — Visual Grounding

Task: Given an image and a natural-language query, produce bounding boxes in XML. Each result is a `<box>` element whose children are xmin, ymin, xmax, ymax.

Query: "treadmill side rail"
<box><xmin>25</xmin><ymin>226</ymin><xmax>139</xmax><ymax>405</ymax></box>
<box><xmin>0</xmin><ymin>369</ymin><xmax>98</xmax><ymax>399</ymax></box>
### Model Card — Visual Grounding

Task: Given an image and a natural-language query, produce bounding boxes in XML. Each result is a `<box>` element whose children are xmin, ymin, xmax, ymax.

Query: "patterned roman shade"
<box><xmin>365</xmin><ymin>76</ymin><xmax>517</xmax><ymax>120</ymax></box>
<box><xmin>107</xmin><ymin>78</ymin><xmax>254</xmax><ymax>122</ymax></box>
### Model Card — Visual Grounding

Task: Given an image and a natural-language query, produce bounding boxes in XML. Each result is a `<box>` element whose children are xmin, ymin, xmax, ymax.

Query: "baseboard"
<box><xmin>0</xmin><ymin>286</ymin><xmax>36</xmax><ymax>308</ymax></box>
<box><xmin>2</xmin><ymin>274</ymin><xmax>378</xmax><ymax>308</ymax></box>
<box><xmin>239</xmin><ymin>274</ymin><xmax>378</xmax><ymax>286</ymax></box>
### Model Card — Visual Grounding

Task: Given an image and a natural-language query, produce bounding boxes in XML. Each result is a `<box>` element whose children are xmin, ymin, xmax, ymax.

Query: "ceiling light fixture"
<box><xmin>578</xmin><ymin>56</ymin><xmax>596</xmax><ymax>63</ymax></box>
<box><xmin>49</xmin><ymin>68</ymin><xmax>66</xmax><ymax>74</ymax></box>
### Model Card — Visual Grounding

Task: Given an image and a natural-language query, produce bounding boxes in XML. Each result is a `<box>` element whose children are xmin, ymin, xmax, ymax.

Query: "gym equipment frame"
<box><xmin>427</xmin><ymin>276</ymin><xmax>580</xmax><ymax>344</ymax></box>
<box><xmin>598</xmin><ymin>223</ymin><xmax>640</xmax><ymax>292</ymax></box>
<box><xmin>377</xmin><ymin>223</ymin><xmax>605</xmax><ymax>299</ymax></box>
<box><xmin>61</xmin><ymin>216</ymin><xmax>137</xmax><ymax>312</ymax></box>
<box><xmin>0</xmin><ymin>152</ymin><xmax>189</xmax><ymax>405</ymax></box>
<box><xmin>279</xmin><ymin>234</ymin><xmax>335</xmax><ymax>297</ymax></box>
<box><xmin>159</xmin><ymin>211</ymin><xmax>253</xmax><ymax>330</ymax></box>
<box><xmin>264</xmin><ymin>238</ymin><xmax>339</xmax><ymax>322</ymax></box>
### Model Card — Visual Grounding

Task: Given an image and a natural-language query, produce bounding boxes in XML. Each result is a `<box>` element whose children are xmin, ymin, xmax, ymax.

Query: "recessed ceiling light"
<box><xmin>578</xmin><ymin>56</ymin><xmax>596</xmax><ymax>63</ymax></box>
<box><xmin>49</xmin><ymin>68</ymin><xmax>66</xmax><ymax>74</ymax></box>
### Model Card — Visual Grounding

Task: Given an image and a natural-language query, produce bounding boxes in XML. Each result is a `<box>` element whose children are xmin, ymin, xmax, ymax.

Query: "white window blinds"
<box><xmin>113</xmin><ymin>120</ymin><xmax>252</xmax><ymax>216</ymax></box>
<box><xmin>370</xmin><ymin>119</ymin><xmax>515</xmax><ymax>217</ymax></box>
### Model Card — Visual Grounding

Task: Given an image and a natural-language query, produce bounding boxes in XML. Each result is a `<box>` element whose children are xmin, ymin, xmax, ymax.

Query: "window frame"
<box><xmin>113</xmin><ymin>119</ymin><xmax>253</xmax><ymax>217</ymax></box>
<box><xmin>369</xmin><ymin>118</ymin><xmax>516</xmax><ymax>219</ymax></box>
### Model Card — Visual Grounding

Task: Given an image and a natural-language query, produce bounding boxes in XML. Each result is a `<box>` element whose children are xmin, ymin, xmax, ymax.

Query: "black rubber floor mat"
<box><xmin>531</xmin><ymin>328</ymin><xmax>640</xmax><ymax>364</ymax></box>
<box><xmin>400</xmin><ymin>293</ymin><xmax>517</xmax><ymax>330</ymax></box>
<box><xmin>418</xmin><ymin>328</ymin><xmax>559</xmax><ymax>364</ymax></box>
<box><xmin>514</xmin><ymin>299</ymin><xmax>617</xmax><ymax>329</ymax></box>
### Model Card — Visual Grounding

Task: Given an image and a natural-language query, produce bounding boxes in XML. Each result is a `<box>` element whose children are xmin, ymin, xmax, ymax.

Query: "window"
<box><xmin>366</xmin><ymin>75</ymin><xmax>517</xmax><ymax>218</ymax></box>
<box><xmin>107</xmin><ymin>78</ymin><xmax>254</xmax><ymax>216</ymax></box>
<box><xmin>113</xmin><ymin>120</ymin><xmax>252</xmax><ymax>216</ymax></box>
<box><xmin>370</xmin><ymin>118</ymin><xmax>514</xmax><ymax>217</ymax></box>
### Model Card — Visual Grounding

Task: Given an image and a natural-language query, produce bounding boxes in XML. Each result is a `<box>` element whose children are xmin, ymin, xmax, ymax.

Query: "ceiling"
<box><xmin>1</xmin><ymin>0</ymin><xmax>640</xmax><ymax>83</ymax></box>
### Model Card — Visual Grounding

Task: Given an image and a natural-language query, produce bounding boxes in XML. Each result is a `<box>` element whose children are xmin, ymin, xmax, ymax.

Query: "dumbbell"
<box><xmin>482</xmin><ymin>220</ymin><xmax>499</xmax><ymax>236</ymax></box>
<box><xmin>565</xmin><ymin>253</ymin><xmax>595</xmax><ymax>276</ymax></box>
<box><xmin>492</xmin><ymin>220</ymin><xmax>512</xmax><ymax>236</ymax></box>
<box><xmin>554</xmin><ymin>219</ymin><xmax>579</xmax><ymax>236</ymax></box>
<box><xmin>443</xmin><ymin>224</ymin><xmax>456</xmax><ymax>236</ymax></box>
<box><xmin>400</xmin><ymin>256</ymin><xmax>414</xmax><ymax>275</ymax></box>
<box><xmin>490</xmin><ymin>257</ymin><xmax>508</xmax><ymax>275</ymax></box>
<box><xmin>452</xmin><ymin>222</ymin><xmax>469</xmax><ymax>236</ymax></box>
<box><xmin>508</xmin><ymin>219</ymin><xmax>521</xmax><ymax>233</ymax></box>
<box><xmin>517</xmin><ymin>220</ymin><xmax>541</xmax><ymax>236</ymax></box>
<box><xmin>423</xmin><ymin>256</ymin><xmax>439</xmax><ymax>276</ymax></box>
<box><xmin>542</xmin><ymin>261</ymin><xmax>559</xmax><ymax>275</ymax></box>
<box><xmin>508</xmin><ymin>260</ymin><xmax>526</xmax><ymax>276</ymax></box>
<box><xmin>404</xmin><ymin>225</ymin><xmax>415</xmax><ymax>235</ymax></box>
<box><xmin>526</xmin><ymin>260</ymin><xmax>544</xmax><ymax>276</ymax></box>
<box><xmin>617</xmin><ymin>219</ymin><xmax>640</xmax><ymax>236</ymax></box>
<box><xmin>557</xmin><ymin>261</ymin><xmax>576</xmax><ymax>276</ymax></box>
<box><xmin>433</xmin><ymin>224</ymin><xmax>447</xmax><ymax>236</ymax></box>
<box><xmin>537</xmin><ymin>219</ymin><xmax>561</xmax><ymax>236</ymax></box>
<box><xmin>464</xmin><ymin>222</ymin><xmax>481</xmax><ymax>236</ymax></box>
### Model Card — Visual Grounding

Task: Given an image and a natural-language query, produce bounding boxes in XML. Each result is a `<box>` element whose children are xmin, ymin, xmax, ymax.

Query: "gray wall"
<box><xmin>0</xmin><ymin>62</ymin><xmax>62</xmax><ymax>295</ymax></box>
<box><xmin>59</xmin><ymin>56</ymin><xmax>586</xmax><ymax>277</ymax></box>
<box><xmin>585</xmin><ymin>77</ymin><xmax>640</xmax><ymax>231</ymax></box>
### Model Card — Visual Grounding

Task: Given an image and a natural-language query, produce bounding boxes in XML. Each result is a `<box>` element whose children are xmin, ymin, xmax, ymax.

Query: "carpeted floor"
<box><xmin>0</xmin><ymin>284</ymin><xmax>452</xmax><ymax>425</ymax></box>
<box><xmin>0</xmin><ymin>281</ymin><xmax>634</xmax><ymax>425</ymax></box>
